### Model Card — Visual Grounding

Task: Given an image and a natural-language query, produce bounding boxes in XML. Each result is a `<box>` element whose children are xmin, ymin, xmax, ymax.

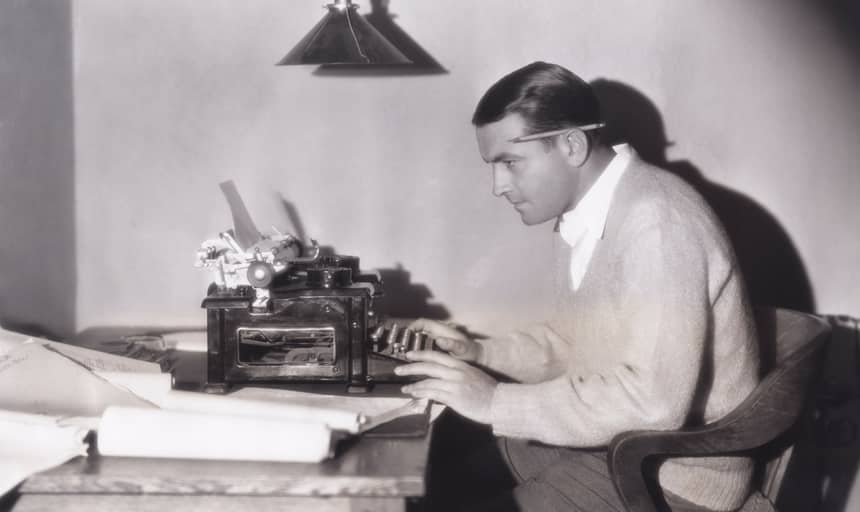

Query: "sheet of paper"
<box><xmin>43</xmin><ymin>340</ymin><xmax>162</xmax><ymax>373</ymax></box>
<box><xmin>92</xmin><ymin>371</ymin><xmax>363</xmax><ymax>433</ymax></box>
<box><xmin>0</xmin><ymin>343</ymin><xmax>154</xmax><ymax>417</ymax></box>
<box><xmin>232</xmin><ymin>386</ymin><xmax>445</xmax><ymax>427</ymax></box>
<box><xmin>97</xmin><ymin>406</ymin><xmax>332</xmax><ymax>463</ymax></box>
<box><xmin>159</xmin><ymin>330</ymin><xmax>207</xmax><ymax>352</ymax></box>
<box><xmin>232</xmin><ymin>386</ymin><xmax>414</xmax><ymax>419</ymax></box>
<box><xmin>93</xmin><ymin>371</ymin><xmax>173</xmax><ymax>405</ymax></box>
<box><xmin>160</xmin><ymin>389</ymin><xmax>364</xmax><ymax>433</ymax></box>
<box><xmin>359</xmin><ymin>398</ymin><xmax>431</xmax><ymax>432</ymax></box>
<box><xmin>0</xmin><ymin>410</ymin><xmax>89</xmax><ymax>496</ymax></box>
<box><xmin>0</xmin><ymin>327</ymin><xmax>31</xmax><ymax>354</ymax></box>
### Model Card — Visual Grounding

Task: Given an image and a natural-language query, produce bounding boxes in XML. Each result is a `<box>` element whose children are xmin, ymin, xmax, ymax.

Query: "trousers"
<box><xmin>425</xmin><ymin>414</ymin><xmax>714</xmax><ymax>512</ymax></box>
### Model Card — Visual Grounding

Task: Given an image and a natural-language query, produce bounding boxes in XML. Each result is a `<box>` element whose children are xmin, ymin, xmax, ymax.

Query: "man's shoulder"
<box><xmin>614</xmin><ymin>158</ymin><xmax>714</xmax><ymax>220</ymax></box>
<box><xmin>619</xmin><ymin>157</ymin><xmax>701</xmax><ymax>204</ymax></box>
<box><xmin>608</xmin><ymin>156</ymin><xmax>729</xmax><ymax>248</ymax></box>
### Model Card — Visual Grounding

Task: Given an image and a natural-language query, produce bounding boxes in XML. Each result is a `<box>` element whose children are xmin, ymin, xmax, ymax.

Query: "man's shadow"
<box><xmin>589</xmin><ymin>80</ymin><xmax>856</xmax><ymax>512</ymax></box>
<box><xmin>590</xmin><ymin>79</ymin><xmax>815</xmax><ymax>313</ymax></box>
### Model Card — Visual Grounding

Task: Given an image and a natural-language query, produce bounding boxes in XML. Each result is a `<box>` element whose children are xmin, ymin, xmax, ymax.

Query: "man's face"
<box><xmin>476</xmin><ymin>114</ymin><xmax>580</xmax><ymax>225</ymax></box>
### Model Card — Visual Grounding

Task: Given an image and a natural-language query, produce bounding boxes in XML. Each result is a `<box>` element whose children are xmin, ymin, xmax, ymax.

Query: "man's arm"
<box><xmin>489</xmin><ymin>224</ymin><xmax>710</xmax><ymax>446</ymax></box>
<box><xmin>476</xmin><ymin>324</ymin><xmax>572</xmax><ymax>383</ymax></box>
<box><xmin>401</xmin><ymin>222</ymin><xmax>714</xmax><ymax>447</ymax></box>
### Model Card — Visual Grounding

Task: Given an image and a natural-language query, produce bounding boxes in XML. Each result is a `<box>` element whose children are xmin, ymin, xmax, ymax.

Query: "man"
<box><xmin>395</xmin><ymin>62</ymin><xmax>760</xmax><ymax>511</ymax></box>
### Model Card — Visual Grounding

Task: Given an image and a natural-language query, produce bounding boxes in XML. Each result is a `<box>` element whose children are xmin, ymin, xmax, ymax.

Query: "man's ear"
<box><xmin>562</xmin><ymin>130</ymin><xmax>590</xmax><ymax>167</ymax></box>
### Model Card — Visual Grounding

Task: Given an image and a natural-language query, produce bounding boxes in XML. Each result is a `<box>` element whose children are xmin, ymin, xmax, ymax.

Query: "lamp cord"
<box><xmin>344</xmin><ymin>6</ymin><xmax>370</xmax><ymax>64</ymax></box>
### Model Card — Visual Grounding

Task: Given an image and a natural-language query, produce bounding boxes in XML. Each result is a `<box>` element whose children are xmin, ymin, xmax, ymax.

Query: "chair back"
<box><xmin>740</xmin><ymin>309</ymin><xmax>830</xmax><ymax>449</ymax></box>
<box><xmin>754</xmin><ymin>308</ymin><xmax>831</xmax><ymax>503</ymax></box>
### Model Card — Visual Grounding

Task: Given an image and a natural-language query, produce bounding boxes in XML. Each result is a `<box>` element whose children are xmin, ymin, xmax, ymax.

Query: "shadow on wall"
<box><xmin>590</xmin><ymin>79</ymin><xmax>860</xmax><ymax>512</ymax></box>
<box><xmin>376</xmin><ymin>264</ymin><xmax>449</xmax><ymax>321</ymax></box>
<box><xmin>0</xmin><ymin>0</ymin><xmax>76</xmax><ymax>340</ymax></box>
<box><xmin>819</xmin><ymin>0</ymin><xmax>860</xmax><ymax>53</ymax></box>
<box><xmin>278</xmin><ymin>198</ymin><xmax>449</xmax><ymax>321</ymax></box>
<box><xmin>590</xmin><ymin>79</ymin><xmax>816</xmax><ymax>313</ymax></box>
<box><xmin>315</xmin><ymin>246</ymin><xmax>449</xmax><ymax>321</ymax></box>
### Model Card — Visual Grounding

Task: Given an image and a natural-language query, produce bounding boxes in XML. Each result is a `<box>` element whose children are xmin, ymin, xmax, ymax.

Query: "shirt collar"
<box><xmin>558</xmin><ymin>144</ymin><xmax>632</xmax><ymax>245</ymax></box>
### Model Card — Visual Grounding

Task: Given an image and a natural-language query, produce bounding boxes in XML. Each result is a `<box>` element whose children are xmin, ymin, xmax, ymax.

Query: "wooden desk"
<box><xmin>14</xmin><ymin>426</ymin><xmax>431</xmax><ymax>512</ymax></box>
<box><xmin>8</xmin><ymin>341</ymin><xmax>433</xmax><ymax>511</ymax></box>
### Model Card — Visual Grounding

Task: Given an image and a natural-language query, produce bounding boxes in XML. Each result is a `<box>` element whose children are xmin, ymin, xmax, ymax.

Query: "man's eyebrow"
<box><xmin>483</xmin><ymin>151</ymin><xmax>524</xmax><ymax>163</ymax></box>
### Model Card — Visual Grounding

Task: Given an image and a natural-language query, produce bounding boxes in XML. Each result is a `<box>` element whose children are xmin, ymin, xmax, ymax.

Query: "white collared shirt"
<box><xmin>558</xmin><ymin>144</ymin><xmax>632</xmax><ymax>290</ymax></box>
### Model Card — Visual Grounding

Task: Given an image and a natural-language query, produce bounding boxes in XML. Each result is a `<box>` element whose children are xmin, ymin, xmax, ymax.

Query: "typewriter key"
<box><xmin>387</xmin><ymin>324</ymin><xmax>401</xmax><ymax>353</ymax></box>
<box><xmin>402</xmin><ymin>328</ymin><xmax>415</xmax><ymax>352</ymax></box>
<box><xmin>413</xmin><ymin>332</ymin><xmax>427</xmax><ymax>351</ymax></box>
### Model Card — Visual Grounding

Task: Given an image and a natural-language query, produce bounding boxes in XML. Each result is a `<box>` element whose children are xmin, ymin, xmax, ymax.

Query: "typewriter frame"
<box><xmin>202</xmin><ymin>279</ymin><xmax>383</xmax><ymax>393</ymax></box>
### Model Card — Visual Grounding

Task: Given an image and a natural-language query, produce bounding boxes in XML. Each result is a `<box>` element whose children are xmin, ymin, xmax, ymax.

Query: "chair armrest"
<box><xmin>607</xmin><ymin>419</ymin><xmax>771</xmax><ymax>512</ymax></box>
<box><xmin>607</xmin><ymin>315</ymin><xmax>829</xmax><ymax>512</ymax></box>
<box><xmin>608</xmin><ymin>420</ymin><xmax>775</xmax><ymax>512</ymax></box>
<box><xmin>608</xmin><ymin>411</ymin><xmax>793</xmax><ymax>512</ymax></box>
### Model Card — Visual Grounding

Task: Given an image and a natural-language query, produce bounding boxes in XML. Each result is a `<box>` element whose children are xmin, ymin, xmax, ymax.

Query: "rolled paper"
<box><xmin>92</xmin><ymin>373</ymin><xmax>364</xmax><ymax>433</ymax></box>
<box><xmin>97</xmin><ymin>406</ymin><xmax>333</xmax><ymax>463</ymax></box>
<box><xmin>159</xmin><ymin>390</ymin><xmax>363</xmax><ymax>433</ymax></box>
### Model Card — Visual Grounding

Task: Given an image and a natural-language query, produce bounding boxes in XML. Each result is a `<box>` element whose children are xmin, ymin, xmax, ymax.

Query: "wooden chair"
<box><xmin>608</xmin><ymin>308</ymin><xmax>832</xmax><ymax>512</ymax></box>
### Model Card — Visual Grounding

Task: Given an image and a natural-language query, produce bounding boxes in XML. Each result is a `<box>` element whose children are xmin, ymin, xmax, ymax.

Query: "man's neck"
<box><xmin>575</xmin><ymin>144</ymin><xmax>617</xmax><ymax>203</ymax></box>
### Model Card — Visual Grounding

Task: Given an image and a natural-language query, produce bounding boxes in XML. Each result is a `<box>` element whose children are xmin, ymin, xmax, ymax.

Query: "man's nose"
<box><xmin>492</xmin><ymin>165</ymin><xmax>513</xmax><ymax>197</ymax></box>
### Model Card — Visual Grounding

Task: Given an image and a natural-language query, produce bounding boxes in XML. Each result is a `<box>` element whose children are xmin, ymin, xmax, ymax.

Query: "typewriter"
<box><xmin>195</xmin><ymin>182</ymin><xmax>433</xmax><ymax>393</ymax></box>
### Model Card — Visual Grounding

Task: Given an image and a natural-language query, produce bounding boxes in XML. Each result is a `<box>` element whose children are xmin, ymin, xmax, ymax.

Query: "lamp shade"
<box><xmin>278</xmin><ymin>0</ymin><xmax>411</xmax><ymax>65</ymax></box>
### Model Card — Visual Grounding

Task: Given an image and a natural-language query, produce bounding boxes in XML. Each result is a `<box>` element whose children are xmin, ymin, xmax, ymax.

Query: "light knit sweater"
<box><xmin>478</xmin><ymin>157</ymin><xmax>760</xmax><ymax>511</ymax></box>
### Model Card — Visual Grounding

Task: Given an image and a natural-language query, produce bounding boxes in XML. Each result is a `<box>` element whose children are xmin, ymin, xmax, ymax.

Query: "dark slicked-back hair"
<box><xmin>472</xmin><ymin>62</ymin><xmax>601</xmax><ymax>136</ymax></box>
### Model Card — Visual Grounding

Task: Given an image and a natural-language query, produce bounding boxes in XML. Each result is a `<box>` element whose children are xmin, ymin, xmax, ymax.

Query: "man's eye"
<box><xmin>504</xmin><ymin>160</ymin><xmax>518</xmax><ymax>169</ymax></box>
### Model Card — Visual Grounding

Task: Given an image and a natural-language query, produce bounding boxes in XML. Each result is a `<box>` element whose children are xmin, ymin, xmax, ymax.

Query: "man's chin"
<box><xmin>513</xmin><ymin>202</ymin><xmax>555</xmax><ymax>225</ymax></box>
<box><xmin>517</xmin><ymin>211</ymin><xmax>552</xmax><ymax>226</ymax></box>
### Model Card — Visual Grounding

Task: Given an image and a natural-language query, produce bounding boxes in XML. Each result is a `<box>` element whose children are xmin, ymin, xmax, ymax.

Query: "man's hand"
<box><xmin>395</xmin><ymin>350</ymin><xmax>497</xmax><ymax>425</ymax></box>
<box><xmin>408</xmin><ymin>318</ymin><xmax>484</xmax><ymax>364</ymax></box>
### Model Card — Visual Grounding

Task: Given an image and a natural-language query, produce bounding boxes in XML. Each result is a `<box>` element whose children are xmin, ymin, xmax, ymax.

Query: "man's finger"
<box><xmin>402</xmin><ymin>378</ymin><xmax>457</xmax><ymax>395</ymax></box>
<box><xmin>404</xmin><ymin>349</ymin><xmax>470</xmax><ymax>369</ymax></box>
<box><xmin>394</xmin><ymin>362</ymin><xmax>463</xmax><ymax>380</ymax></box>
<box><xmin>434</xmin><ymin>336</ymin><xmax>464</xmax><ymax>353</ymax></box>
<box><xmin>407</xmin><ymin>319</ymin><xmax>464</xmax><ymax>341</ymax></box>
<box><xmin>401</xmin><ymin>380</ymin><xmax>456</xmax><ymax>403</ymax></box>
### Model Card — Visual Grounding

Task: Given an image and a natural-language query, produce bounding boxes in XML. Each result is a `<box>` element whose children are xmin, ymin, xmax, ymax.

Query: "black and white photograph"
<box><xmin>1</xmin><ymin>1</ymin><xmax>859</xmax><ymax>511</ymax></box>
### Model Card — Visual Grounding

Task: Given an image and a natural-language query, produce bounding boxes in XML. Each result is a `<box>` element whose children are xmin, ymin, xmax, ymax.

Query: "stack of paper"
<box><xmin>0</xmin><ymin>325</ymin><xmax>430</xmax><ymax>496</ymax></box>
<box><xmin>0</xmin><ymin>328</ymin><xmax>154</xmax><ymax>495</ymax></box>
<box><xmin>92</xmin><ymin>374</ymin><xmax>429</xmax><ymax>461</ymax></box>
<box><xmin>0</xmin><ymin>410</ymin><xmax>89</xmax><ymax>495</ymax></box>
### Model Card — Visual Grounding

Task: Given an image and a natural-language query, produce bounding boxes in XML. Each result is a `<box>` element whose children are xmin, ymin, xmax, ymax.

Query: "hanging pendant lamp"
<box><xmin>277</xmin><ymin>0</ymin><xmax>411</xmax><ymax>65</ymax></box>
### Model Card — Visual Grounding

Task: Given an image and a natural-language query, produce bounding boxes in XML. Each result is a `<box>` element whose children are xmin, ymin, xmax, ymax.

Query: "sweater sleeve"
<box><xmin>476</xmin><ymin>323</ymin><xmax>573</xmax><ymax>383</ymax></box>
<box><xmin>489</xmin><ymin>223</ymin><xmax>713</xmax><ymax>447</ymax></box>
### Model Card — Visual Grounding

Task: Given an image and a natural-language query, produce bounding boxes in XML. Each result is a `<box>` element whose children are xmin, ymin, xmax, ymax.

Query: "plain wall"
<box><xmin>71</xmin><ymin>0</ymin><xmax>860</xmax><ymax>337</ymax></box>
<box><xmin>0</xmin><ymin>0</ymin><xmax>75</xmax><ymax>339</ymax></box>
